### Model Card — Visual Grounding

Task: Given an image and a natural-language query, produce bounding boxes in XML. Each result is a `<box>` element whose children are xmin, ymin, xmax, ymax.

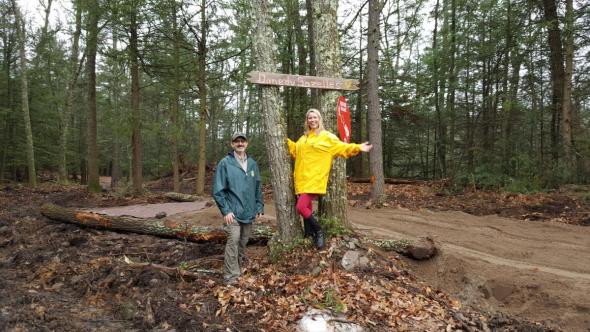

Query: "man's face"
<box><xmin>231</xmin><ymin>138</ymin><xmax>248</xmax><ymax>153</ymax></box>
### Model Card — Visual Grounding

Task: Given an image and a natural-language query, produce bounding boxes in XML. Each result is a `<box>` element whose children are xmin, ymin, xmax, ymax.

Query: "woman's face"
<box><xmin>307</xmin><ymin>112</ymin><xmax>320</xmax><ymax>130</ymax></box>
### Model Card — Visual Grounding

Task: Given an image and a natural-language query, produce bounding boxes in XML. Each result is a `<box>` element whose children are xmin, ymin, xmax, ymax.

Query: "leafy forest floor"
<box><xmin>1</xmin><ymin>179</ymin><xmax>589</xmax><ymax>331</ymax></box>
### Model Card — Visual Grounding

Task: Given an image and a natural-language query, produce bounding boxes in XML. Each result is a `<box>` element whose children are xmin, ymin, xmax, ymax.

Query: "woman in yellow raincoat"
<box><xmin>288</xmin><ymin>109</ymin><xmax>372</xmax><ymax>249</ymax></box>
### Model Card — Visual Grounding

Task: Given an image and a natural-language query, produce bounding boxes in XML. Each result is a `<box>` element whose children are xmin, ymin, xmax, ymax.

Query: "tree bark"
<box><xmin>542</xmin><ymin>0</ymin><xmax>565</xmax><ymax>168</ymax></box>
<box><xmin>195</xmin><ymin>0</ymin><xmax>207</xmax><ymax>195</ymax></box>
<box><xmin>367</xmin><ymin>0</ymin><xmax>385</xmax><ymax>205</ymax></box>
<box><xmin>40</xmin><ymin>204</ymin><xmax>273</xmax><ymax>244</ymax></box>
<box><xmin>86</xmin><ymin>0</ymin><xmax>100</xmax><ymax>192</ymax></box>
<box><xmin>251</xmin><ymin>0</ymin><xmax>301</xmax><ymax>242</ymax></box>
<box><xmin>11</xmin><ymin>0</ymin><xmax>36</xmax><ymax>186</ymax></box>
<box><xmin>431</xmin><ymin>0</ymin><xmax>445</xmax><ymax>179</ymax></box>
<box><xmin>171</xmin><ymin>4</ymin><xmax>181</xmax><ymax>193</ymax></box>
<box><xmin>60</xmin><ymin>0</ymin><xmax>82</xmax><ymax>184</ymax></box>
<box><xmin>305</xmin><ymin>0</ymin><xmax>318</xmax><ymax>109</ymax></box>
<box><xmin>130</xmin><ymin>3</ymin><xmax>143</xmax><ymax>193</ymax></box>
<box><xmin>562</xmin><ymin>0</ymin><xmax>574</xmax><ymax>174</ymax></box>
<box><xmin>313</xmin><ymin>0</ymin><xmax>349</xmax><ymax>226</ymax></box>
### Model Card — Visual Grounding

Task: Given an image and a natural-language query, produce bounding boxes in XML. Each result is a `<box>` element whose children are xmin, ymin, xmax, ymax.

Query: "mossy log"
<box><xmin>40</xmin><ymin>203</ymin><xmax>273</xmax><ymax>244</ymax></box>
<box><xmin>164</xmin><ymin>192</ymin><xmax>199</xmax><ymax>202</ymax></box>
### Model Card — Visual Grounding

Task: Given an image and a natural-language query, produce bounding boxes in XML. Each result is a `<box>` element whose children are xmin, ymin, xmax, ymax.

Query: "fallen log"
<box><xmin>40</xmin><ymin>203</ymin><xmax>273</xmax><ymax>244</ymax></box>
<box><xmin>40</xmin><ymin>204</ymin><xmax>434</xmax><ymax>259</ymax></box>
<box><xmin>164</xmin><ymin>192</ymin><xmax>199</xmax><ymax>202</ymax></box>
<box><xmin>348</xmin><ymin>177</ymin><xmax>424</xmax><ymax>185</ymax></box>
<box><xmin>362</xmin><ymin>236</ymin><xmax>438</xmax><ymax>260</ymax></box>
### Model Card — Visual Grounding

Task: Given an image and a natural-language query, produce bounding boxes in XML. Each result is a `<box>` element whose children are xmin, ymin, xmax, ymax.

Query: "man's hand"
<box><xmin>224</xmin><ymin>212</ymin><xmax>235</xmax><ymax>224</ymax></box>
<box><xmin>256</xmin><ymin>213</ymin><xmax>263</xmax><ymax>220</ymax></box>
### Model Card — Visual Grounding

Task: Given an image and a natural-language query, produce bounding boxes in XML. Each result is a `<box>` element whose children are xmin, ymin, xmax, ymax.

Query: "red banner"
<box><xmin>336</xmin><ymin>96</ymin><xmax>351</xmax><ymax>142</ymax></box>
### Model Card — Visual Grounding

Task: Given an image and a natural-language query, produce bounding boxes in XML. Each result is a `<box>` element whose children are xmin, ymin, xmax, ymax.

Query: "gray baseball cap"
<box><xmin>231</xmin><ymin>132</ymin><xmax>247</xmax><ymax>141</ymax></box>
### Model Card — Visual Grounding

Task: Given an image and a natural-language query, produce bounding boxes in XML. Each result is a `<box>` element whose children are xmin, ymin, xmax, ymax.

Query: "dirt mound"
<box><xmin>0</xmin><ymin>183</ymin><xmax>577</xmax><ymax>330</ymax></box>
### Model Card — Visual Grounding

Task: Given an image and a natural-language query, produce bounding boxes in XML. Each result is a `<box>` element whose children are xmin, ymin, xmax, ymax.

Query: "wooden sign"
<box><xmin>247</xmin><ymin>71</ymin><xmax>359</xmax><ymax>91</ymax></box>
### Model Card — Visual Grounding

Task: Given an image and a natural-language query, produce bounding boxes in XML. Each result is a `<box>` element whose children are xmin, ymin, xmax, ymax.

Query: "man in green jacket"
<box><xmin>213</xmin><ymin>133</ymin><xmax>264</xmax><ymax>285</ymax></box>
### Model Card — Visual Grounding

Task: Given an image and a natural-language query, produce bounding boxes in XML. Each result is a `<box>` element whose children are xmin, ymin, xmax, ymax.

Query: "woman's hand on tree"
<box><xmin>360</xmin><ymin>142</ymin><xmax>373</xmax><ymax>152</ymax></box>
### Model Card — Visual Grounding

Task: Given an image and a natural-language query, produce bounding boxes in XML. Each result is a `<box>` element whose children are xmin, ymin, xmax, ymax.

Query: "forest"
<box><xmin>1</xmin><ymin>0</ymin><xmax>590</xmax><ymax>331</ymax></box>
<box><xmin>1</xmin><ymin>0</ymin><xmax>589</xmax><ymax>193</ymax></box>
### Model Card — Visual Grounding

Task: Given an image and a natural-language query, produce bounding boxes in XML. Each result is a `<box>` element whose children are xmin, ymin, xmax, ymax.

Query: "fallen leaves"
<box><xmin>211</xmin><ymin>244</ymin><xmax>470</xmax><ymax>331</ymax></box>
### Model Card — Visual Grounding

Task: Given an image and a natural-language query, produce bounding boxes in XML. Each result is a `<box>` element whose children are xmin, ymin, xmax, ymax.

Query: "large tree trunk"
<box><xmin>40</xmin><ymin>204</ymin><xmax>273</xmax><ymax>244</ymax></box>
<box><xmin>110</xmin><ymin>29</ymin><xmax>122</xmax><ymax>189</ymax></box>
<box><xmin>130</xmin><ymin>4</ymin><xmax>143</xmax><ymax>193</ymax></box>
<box><xmin>60</xmin><ymin>0</ymin><xmax>82</xmax><ymax>184</ymax></box>
<box><xmin>86</xmin><ymin>0</ymin><xmax>100</xmax><ymax>192</ymax></box>
<box><xmin>561</xmin><ymin>0</ymin><xmax>574</xmax><ymax>174</ymax></box>
<box><xmin>171</xmin><ymin>4</ymin><xmax>181</xmax><ymax>193</ymax></box>
<box><xmin>251</xmin><ymin>0</ymin><xmax>301</xmax><ymax>242</ymax></box>
<box><xmin>542</xmin><ymin>0</ymin><xmax>565</xmax><ymax>168</ymax></box>
<box><xmin>367</xmin><ymin>0</ymin><xmax>385</xmax><ymax>205</ymax></box>
<box><xmin>431</xmin><ymin>0</ymin><xmax>445</xmax><ymax>179</ymax></box>
<box><xmin>195</xmin><ymin>0</ymin><xmax>207</xmax><ymax>195</ymax></box>
<box><xmin>445</xmin><ymin>0</ymin><xmax>457</xmax><ymax>177</ymax></box>
<box><xmin>313</xmin><ymin>0</ymin><xmax>349</xmax><ymax>225</ymax></box>
<box><xmin>305</xmin><ymin>0</ymin><xmax>318</xmax><ymax>109</ymax></box>
<box><xmin>353</xmin><ymin>11</ymin><xmax>366</xmax><ymax>178</ymax></box>
<box><xmin>12</xmin><ymin>0</ymin><xmax>36</xmax><ymax>186</ymax></box>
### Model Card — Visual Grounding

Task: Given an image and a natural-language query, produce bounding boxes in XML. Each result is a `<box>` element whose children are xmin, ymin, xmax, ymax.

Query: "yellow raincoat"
<box><xmin>288</xmin><ymin>130</ymin><xmax>361</xmax><ymax>195</ymax></box>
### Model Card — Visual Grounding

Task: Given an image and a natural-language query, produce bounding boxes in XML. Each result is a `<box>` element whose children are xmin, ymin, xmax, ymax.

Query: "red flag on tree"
<box><xmin>337</xmin><ymin>96</ymin><xmax>351</xmax><ymax>142</ymax></box>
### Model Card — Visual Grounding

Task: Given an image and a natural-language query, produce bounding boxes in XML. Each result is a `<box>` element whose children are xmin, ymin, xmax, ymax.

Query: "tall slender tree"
<box><xmin>195</xmin><ymin>0</ymin><xmax>207</xmax><ymax>195</ymax></box>
<box><xmin>60</xmin><ymin>0</ymin><xmax>82</xmax><ymax>183</ymax></box>
<box><xmin>85</xmin><ymin>0</ymin><xmax>101</xmax><ymax>192</ymax></box>
<box><xmin>11</xmin><ymin>0</ymin><xmax>36</xmax><ymax>186</ymax></box>
<box><xmin>129</xmin><ymin>0</ymin><xmax>143</xmax><ymax>192</ymax></box>
<box><xmin>562</xmin><ymin>0</ymin><xmax>574</xmax><ymax>171</ymax></box>
<box><xmin>367</xmin><ymin>0</ymin><xmax>385</xmax><ymax>205</ymax></box>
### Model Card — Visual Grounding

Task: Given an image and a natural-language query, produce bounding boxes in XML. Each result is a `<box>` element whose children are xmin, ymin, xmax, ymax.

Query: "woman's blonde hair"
<box><xmin>304</xmin><ymin>108</ymin><xmax>325</xmax><ymax>134</ymax></box>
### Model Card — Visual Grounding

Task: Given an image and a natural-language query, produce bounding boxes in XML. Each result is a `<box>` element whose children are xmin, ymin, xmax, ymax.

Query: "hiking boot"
<box><xmin>314</xmin><ymin>230</ymin><xmax>325</xmax><ymax>249</ymax></box>
<box><xmin>224</xmin><ymin>277</ymin><xmax>239</xmax><ymax>286</ymax></box>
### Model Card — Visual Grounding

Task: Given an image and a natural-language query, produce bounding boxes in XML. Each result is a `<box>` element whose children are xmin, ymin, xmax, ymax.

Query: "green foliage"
<box><xmin>313</xmin><ymin>288</ymin><xmax>347</xmax><ymax>313</ymax></box>
<box><xmin>268</xmin><ymin>237</ymin><xmax>307</xmax><ymax>263</ymax></box>
<box><xmin>318</xmin><ymin>217</ymin><xmax>352</xmax><ymax>239</ymax></box>
<box><xmin>502</xmin><ymin>177</ymin><xmax>545</xmax><ymax>194</ymax></box>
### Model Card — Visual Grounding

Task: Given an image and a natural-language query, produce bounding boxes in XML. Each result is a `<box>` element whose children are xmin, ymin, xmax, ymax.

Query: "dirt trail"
<box><xmin>87</xmin><ymin>201</ymin><xmax>590</xmax><ymax>330</ymax></box>
<box><xmin>347</xmin><ymin>207</ymin><xmax>590</xmax><ymax>331</ymax></box>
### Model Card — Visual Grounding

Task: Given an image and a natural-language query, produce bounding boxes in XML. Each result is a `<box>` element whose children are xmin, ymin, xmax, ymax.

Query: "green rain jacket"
<box><xmin>212</xmin><ymin>151</ymin><xmax>264</xmax><ymax>223</ymax></box>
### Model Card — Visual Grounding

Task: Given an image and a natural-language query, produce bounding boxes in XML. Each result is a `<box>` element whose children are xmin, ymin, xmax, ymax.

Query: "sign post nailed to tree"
<box><xmin>248</xmin><ymin>70</ymin><xmax>359</xmax><ymax>228</ymax></box>
<box><xmin>247</xmin><ymin>71</ymin><xmax>360</xmax><ymax>91</ymax></box>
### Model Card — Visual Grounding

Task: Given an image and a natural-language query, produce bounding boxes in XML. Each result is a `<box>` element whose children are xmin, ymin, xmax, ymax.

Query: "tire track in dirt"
<box><xmin>349</xmin><ymin>206</ymin><xmax>590</xmax><ymax>330</ymax></box>
<box><xmin>356</xmin><ymin>224</ymin><xmax>590</xmax><ymax>281</ymax></box>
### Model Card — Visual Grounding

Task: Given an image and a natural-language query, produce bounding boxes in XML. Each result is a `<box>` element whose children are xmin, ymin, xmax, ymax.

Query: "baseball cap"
<box><xmin>232</xmin><ymin>132</ymin><xmax>247</xmax><ymax>141</ymax></box>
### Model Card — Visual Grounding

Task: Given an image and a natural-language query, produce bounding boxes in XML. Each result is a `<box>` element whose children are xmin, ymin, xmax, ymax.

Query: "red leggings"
<box><xmin>296</xmin><ymin>194</ymin><xmax>317</xmax><ymax>219</ymax></box>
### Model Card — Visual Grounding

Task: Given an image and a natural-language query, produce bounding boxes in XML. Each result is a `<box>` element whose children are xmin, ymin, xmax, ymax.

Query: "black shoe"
<box><xmin>314</xmin><ymin>230</ymin><xmax>325</xmax><ymax>249</ymax></box>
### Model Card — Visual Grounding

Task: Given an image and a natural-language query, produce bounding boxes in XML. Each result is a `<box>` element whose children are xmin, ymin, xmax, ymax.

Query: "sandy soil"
<box><xmin>97</xmin><ymin>201</ymin><xmax>590</xmax><ymax>330</ymax></box>
<box><xmin>346</xmin><ymin>207</ymin><xmax>590</xmax><ymax>331</ymax></box>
